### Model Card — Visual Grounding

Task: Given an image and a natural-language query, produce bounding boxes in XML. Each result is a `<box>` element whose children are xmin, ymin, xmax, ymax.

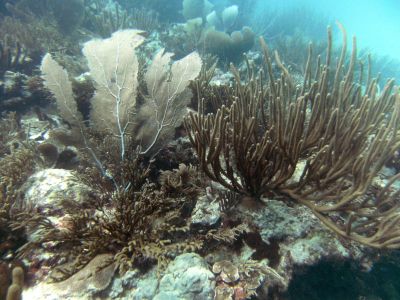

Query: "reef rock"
<box><xmin>24</xmin><ymin>253</ymin><xmax>215</xmax><ymax>300</ymax></box>
<box><xmin>20</xmin><ymin>168</ymin><xmax>92</xmax><ymax>243</ymax></box>
<box><xmin>23</xmin><ymin>254</ymin><xmax>115</xmax><ymax>300</ymax></box>
<box><xmin>21</xmin><ymin>168</ymin><xmax>91</xmax><ymax>209</ymax></box>
<box><xmin>154</xmin><ymin>253</ymin><xmax>215</xmax><ymax>300</ymax></box>
<box><xmin>191</xmin><ymin>193</ymin><xmax>220</xmax><ymax>227</ymax></box>
<box><xmin>246</xmin><ymin>198</ymin><xmax>320</xmax><ymax>241</ymax></box>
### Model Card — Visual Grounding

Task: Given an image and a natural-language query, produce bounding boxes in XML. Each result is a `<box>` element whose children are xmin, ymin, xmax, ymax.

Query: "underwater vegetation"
<box><xmin>186</xmin><ymin>24</ymin><xmax>400</xmax><ymax>249</ymax></box>
<box><xmin>0</xmin><ymin>112</ymin><xmax>38</xmax><ymax>261</ymax></box>
<box><xmin>1</xmin><ymin>0</ymin><xmax>400</xmax><ymax>298</ymax></box>
<box><xmin>19</xmin><ymin>29</ymin><xmax>204</xmax><ymax>277</ymax></box>
<box><xmin>186</xmin><ymin>24</ymin><xmax>400</xmax><ymax>248</ymax></box>
<box><xmin>3</xmin><ymin>29</ymin><xmax>246</xmax><ymax>286</ymax></box>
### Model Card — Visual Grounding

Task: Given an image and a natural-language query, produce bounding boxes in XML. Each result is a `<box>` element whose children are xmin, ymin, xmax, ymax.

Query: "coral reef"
<box><xmin>41</xmin><ymin>30</ymin><xmax>202</xmax><ymax>161</ymax></box>
<box><xmin>202</xmin><ymin>26</ymin><xmax>255</xmax><ymax>62</ymax></box>
<box><xmin>83</xmin><ymin>0</ymin><xmax>136</xmax><ymax>37</ymax></box>
<box><xmin>0</xmin><ymin>15</ymin><xmax>78</xmax><ymax>65</ymax></box>
<box><xmin>159</xmin><ymin>163</ymin><xmax>206</xmax><ymax>197</ymax></box>
<box><xmin>0</xmin><ymin>73</ymin><xmax>50</xmax><ymax>112</ymax></box>
<box><xmin>174</xmin><ymin>0</ymin><xmax>255</xmax><ymax>62</ymax></box>
<box><xmin>0</xmin><ymin>1</ymin><xmax>400</xmax><ymax>298</ymax></box>
<box><xmin>185</xmin><ymin>26</ymin><xmax>400</xmax><ymax>249</ymax></box>
<box><xmin>0</xmin><ymin>114</ymin><xmax>38</xmax><ymax>260</ymax></box>
<box><xmin>0</xmin><ymin>37</ymin><xmax>31</xmax><ymax>77</ymax></box>
<box><xmin>0</xmin><ymin>112</ymin><xmax>23</xmax><ymax>156</ymax></box>
<box><xmin>17</xmin><ymin>161</ymin><xmax>203</xmax><ymax>281</ymax></box>
<box><xmin>7</xmin><ymin>30</ymin><xmax>206</xmax><ymax>284</ymax></box>
<box><xmin>270</xmin><ymin>29</ymin><xmax>327</xmax><ymax>74</ymax></box>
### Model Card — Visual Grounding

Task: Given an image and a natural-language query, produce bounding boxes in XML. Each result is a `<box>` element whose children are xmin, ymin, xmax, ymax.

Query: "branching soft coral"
<box><xmin>0</xmin><ymin>137</ymin><xmax>37</xmax><ymax>258</ymax></box>
<box><xmin>15</xmin><ymin>157</ymin><xmax>202</xmax><ymax>280</ymax></box>
<box><xmin>185</xmin><ymin>25</ymin><xmax>400</xmax><ymax>249</ymax></box>
<box><xmin>7</xmin><ymin>29</ymin><xmax>205</xmax><ymax>281</ymax></box>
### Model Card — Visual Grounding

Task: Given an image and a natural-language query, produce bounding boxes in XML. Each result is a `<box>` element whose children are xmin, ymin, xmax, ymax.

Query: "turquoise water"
<box><xmin>252</xmin><ymin>0</ymin><xmax>400</xmax><ymax>62</ymax></box>
<box><xmin>248</xmin><ymin>0</ymin><xmax>400</xmax><ymax>79</ymax></box>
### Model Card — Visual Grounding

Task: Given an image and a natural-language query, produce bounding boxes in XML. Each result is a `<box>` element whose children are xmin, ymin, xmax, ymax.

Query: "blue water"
<box><xmin>246</xmin><ymin>0</ymin><xmax>400</xmax><ymax>79</ymax></box>
<box><xmin>252</xmin><ymin>0</ymin><xmax>400</xmax><ymax>61</ymax></box>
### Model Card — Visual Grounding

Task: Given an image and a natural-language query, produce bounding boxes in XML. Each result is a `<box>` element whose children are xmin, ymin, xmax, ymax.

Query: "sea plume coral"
<box><xmin>185</xmin><ymin>25</ymin><xmax>400</xmax><ymax>249</ymax></box>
